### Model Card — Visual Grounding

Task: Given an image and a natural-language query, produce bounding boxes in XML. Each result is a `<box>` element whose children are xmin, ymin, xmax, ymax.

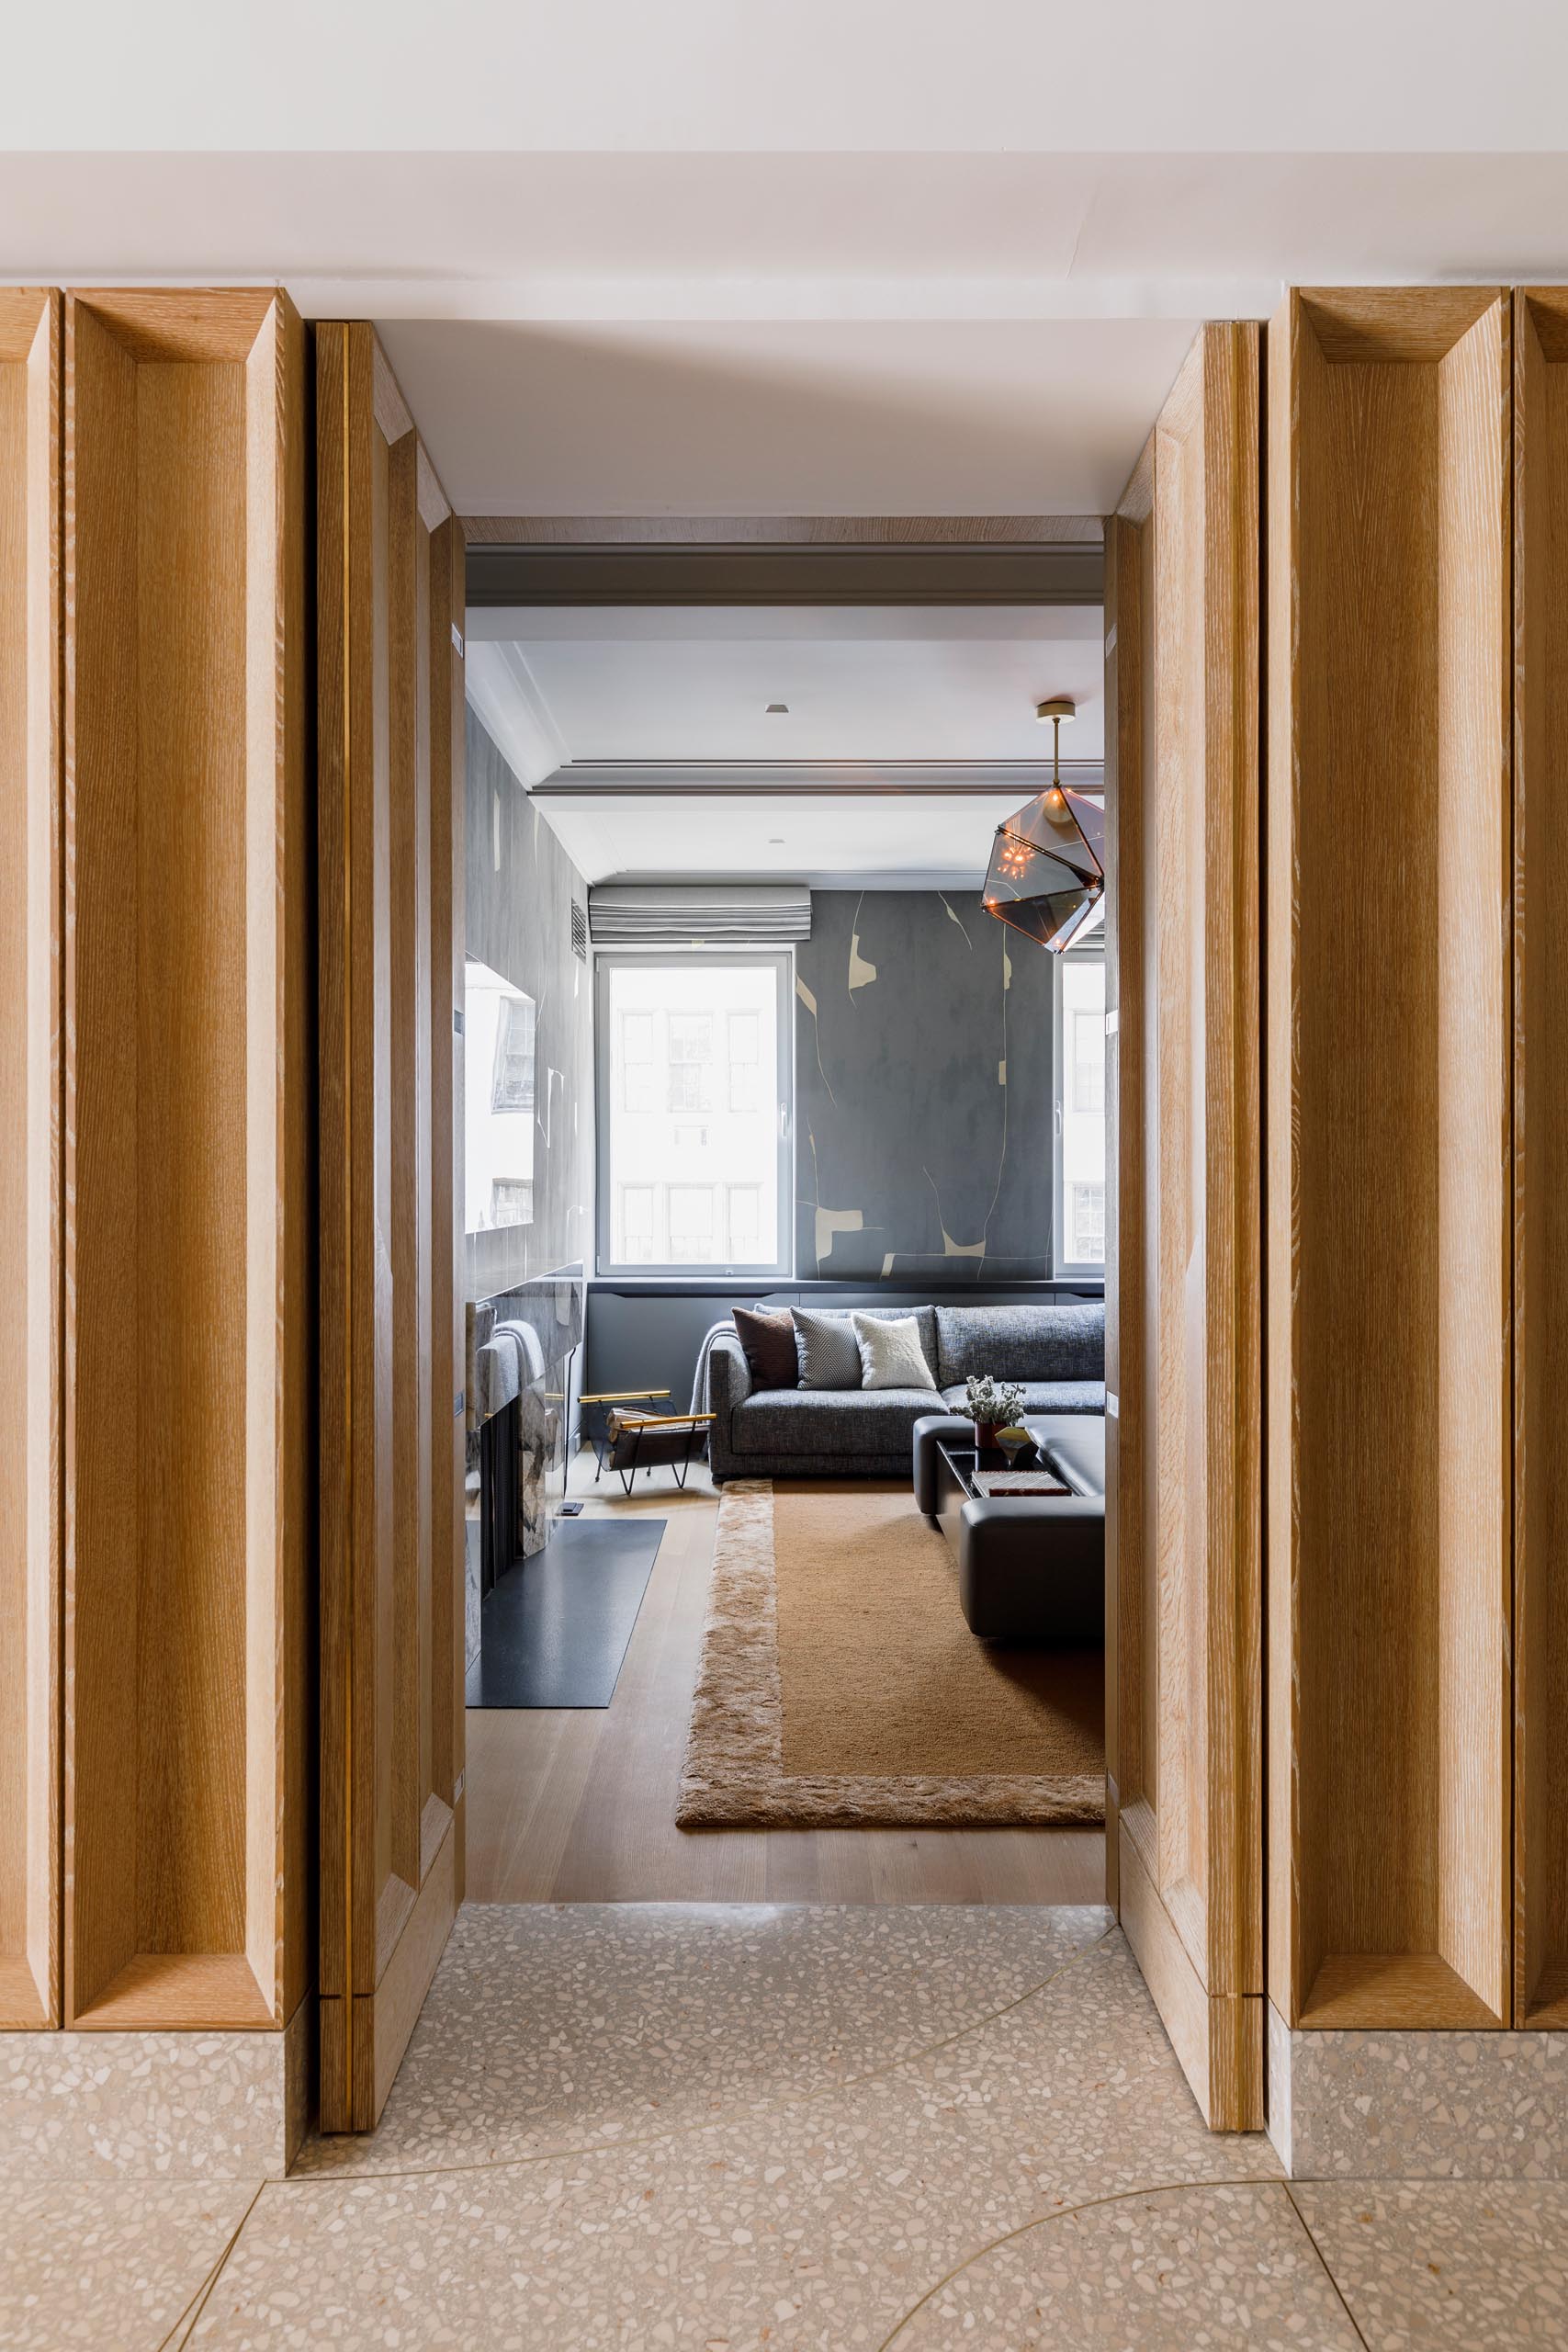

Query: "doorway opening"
<box><xmin>455</xmin><ymin>526</ymin><xmax>1111</xmax><ymax>1908</ymax></box>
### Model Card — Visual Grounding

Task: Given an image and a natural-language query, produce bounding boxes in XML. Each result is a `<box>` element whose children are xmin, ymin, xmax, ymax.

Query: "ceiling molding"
<box><xmin>464</xmin><ymin>640</ymin><xmax>570</xmax><ymax>787</ymax></box>
<box><xmin>531</xmin><ymin>760</ymin><xmax>1106</xmax><ymax>797</ymax></box>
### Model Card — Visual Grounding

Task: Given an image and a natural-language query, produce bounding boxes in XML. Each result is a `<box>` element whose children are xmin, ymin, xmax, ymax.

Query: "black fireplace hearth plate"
<box><xmin>466</xmin><ymin>1516</ymin><xmax>666</xmax><ymax>1709</ymax></box>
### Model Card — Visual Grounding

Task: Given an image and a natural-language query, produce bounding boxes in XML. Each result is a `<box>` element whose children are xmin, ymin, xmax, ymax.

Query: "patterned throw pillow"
<box><xmin>732</xmin><ymin>1304</ymin><xmax>799</xmax><ymax>1389</ymax></box>
<box><xmin>852</xmin><ymin>1310</ymin><xmax>938</xmax><ymax>1392</ymax></box>
<box><xmin>791</xmin><ymin>1307</ymin><xmax>864</xmax><ymax>1390</ymax></box>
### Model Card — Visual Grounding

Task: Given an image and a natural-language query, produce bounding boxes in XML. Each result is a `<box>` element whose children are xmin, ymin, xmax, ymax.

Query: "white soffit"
<box><xmin>376</xmin><ymin>316</ymin><xmax>1196</xmax><ymax>518</ymax></box>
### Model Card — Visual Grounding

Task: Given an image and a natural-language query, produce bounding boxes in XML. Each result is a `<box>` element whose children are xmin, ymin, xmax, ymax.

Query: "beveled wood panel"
<box><xmin>1514</xmin><ymin>288</ymin><xmax>1568</xmax><ymax>2030</ymax></box>
<box><xmin>318</xmin><ymin>322</ymin><xmax>462</xmax><ymax>2131</ymax></box>
<box><xmin>0</xmin><ymin>289</ymin><xmax>61</xmax><ymax>2030</ymax></box>
<box><xmin>1266</xmin><ymin>288</ymin><xmax>1512</xmax><ymax>2032</ymax></box>
<box><xmin>1108</xmin><ymin>325</ymin><xmax>1262</xmax><ymax>2131</ymax></box>
<box><xmin>62</xmin><ymin>289</ymin><xmax>311</xmax><ymax>2030</ymax></box>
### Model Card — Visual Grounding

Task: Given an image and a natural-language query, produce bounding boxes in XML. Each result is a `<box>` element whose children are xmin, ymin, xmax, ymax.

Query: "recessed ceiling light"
<box><xmin>768</xmin><ymin>837</ymin><xmax>784</xmax><ymax>845</ymax></box>
<box><xmin>766</xmin><ymin>702</ymin><xmax>789</xmax><ymax>714</ymax></box>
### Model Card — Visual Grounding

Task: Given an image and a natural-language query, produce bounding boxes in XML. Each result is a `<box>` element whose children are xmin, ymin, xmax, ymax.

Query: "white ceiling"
<box><xmin>468</xmin><ymin>605</ymin><xmax>1103</xmax><ymax>768</ymax></box>
<box><xmin>467</xmin><ymin>604</ymin><xmax>1103</xmax><ymax>888</ymax></box>
<box><xmin>4</xmin><ymin>4</ymin><xmax>1566</xmax><ymax>150</ymax></box>
<box><xmin>526</xmin><ymin>790</ymin><xmax>1048</xmax><ymax>896</ymax></box>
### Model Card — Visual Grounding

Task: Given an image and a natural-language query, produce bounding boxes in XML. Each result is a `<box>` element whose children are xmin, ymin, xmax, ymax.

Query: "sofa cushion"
<box><xmin>733</xmin><ymin>1385</ymin><xmax>942</xmax><ymax>1459</ymax></box>
<box><xmin>852</xmin><ymin>1310</ymin><xmax>937</xmax><ymax>1392</ymax></box>
<box><xmin>788</xmin><ymin>1303</ymin><xmax>940</xmax><ymax>1390</ymax></box>
<box><xmin>792</xmin><ymin>1306</ymin><xmax>863</xmax><ymax>1389</ymax></box>
<box><xmin>941</xmin><ymin>1379</ymin><xmax>1105</xmax><ymax>1417</ymax></box>
<box><xmin>934</xmin><ymin>1302</ymin><xmax>1104</xmax><ymax>1387</ymax></box>
<box><xmin>733</xmin><ymin>1304</ymin><xmax>798</xmax><ymax>1388</ymax></box>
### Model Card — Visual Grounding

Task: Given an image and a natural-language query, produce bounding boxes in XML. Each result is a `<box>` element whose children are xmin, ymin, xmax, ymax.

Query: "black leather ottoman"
<box><xmin>913</xmin><ymin>1411</ymin><xmax>1105</xmax><ymax>1644</ymax></box>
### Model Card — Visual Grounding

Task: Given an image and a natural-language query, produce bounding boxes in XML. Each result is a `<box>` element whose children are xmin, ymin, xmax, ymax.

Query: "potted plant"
<box><xmin>964</xmin><ymin>1374</ymin><xmax>1025</xmax><ymax>1452</ymax></box>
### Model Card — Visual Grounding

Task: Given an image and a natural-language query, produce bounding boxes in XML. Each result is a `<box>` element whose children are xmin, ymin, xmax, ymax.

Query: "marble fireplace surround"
<box><xmin>465</xmin><ymin>1266</ymin><xmax>585</xmax><ymax>1668</ymax></box>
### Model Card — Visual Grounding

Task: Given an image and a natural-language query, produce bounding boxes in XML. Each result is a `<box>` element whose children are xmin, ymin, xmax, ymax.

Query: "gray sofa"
<box><xmin>706</xmin><ymin>1300</ymin><xmax>1104</xmax><ymax>1482</ymax></box>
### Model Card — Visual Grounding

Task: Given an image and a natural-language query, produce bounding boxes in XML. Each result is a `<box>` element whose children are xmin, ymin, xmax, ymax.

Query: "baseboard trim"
<box><xmin>0</xmin><ymin>1989</ymin><xmax>317</xmax><ymax>2179</ymax></box>
<box><xmin>1267</xmin><ymin>1998</ymin><xmax>1568</xmax><ymax>2178</ymax></box>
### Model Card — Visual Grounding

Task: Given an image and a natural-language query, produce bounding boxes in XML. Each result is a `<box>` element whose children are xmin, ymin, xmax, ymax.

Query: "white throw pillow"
<box><xmin>852</xmin><ymin>1311</ymin><xmax>938</xmax><ymax>1392</ymax></box>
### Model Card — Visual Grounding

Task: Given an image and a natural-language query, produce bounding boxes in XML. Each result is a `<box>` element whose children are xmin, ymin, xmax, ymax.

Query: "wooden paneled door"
<box><xmin>318</xmin><ymin>323</ymin><xmax>467</xmax><ymax>2131</ymax></box>
<box><xmin>1105</xmin><ymin>322</ymin><xmax>1263</xmax><ymax>2129</ymax></box>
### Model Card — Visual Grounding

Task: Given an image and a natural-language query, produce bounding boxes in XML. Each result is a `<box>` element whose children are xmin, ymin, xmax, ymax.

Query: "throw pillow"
<box><xmin>852</xmin><ymin>1310</ymin><xmax>938</xmax><ymax>1392</ymax></box>
<box><xmin>791</xmin><ymin>1306</ymin><xmax>863</xmax><ymax>1390</ymax></box>
<box><xmin>732</xmin><ymin>1304</ymin><xmax>798</xmax><ymax>1389</ymax></box>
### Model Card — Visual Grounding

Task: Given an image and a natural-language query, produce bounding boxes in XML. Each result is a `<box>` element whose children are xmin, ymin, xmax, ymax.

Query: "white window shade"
<box><xmin>589</xmin><ymin>885</ymin><xmax>810</xmax><ymax>945</ymax></box>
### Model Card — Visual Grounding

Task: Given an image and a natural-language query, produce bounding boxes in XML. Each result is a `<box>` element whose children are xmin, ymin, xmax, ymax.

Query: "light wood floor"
<box><xmin>465</xmin><ymin>1451</ymin><xmax>1108</xmax><ymax>1905</ymax></box>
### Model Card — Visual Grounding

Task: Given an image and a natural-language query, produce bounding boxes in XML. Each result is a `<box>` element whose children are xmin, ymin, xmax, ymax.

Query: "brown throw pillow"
<box><xmin>733</xmin><ymin>1305</ymin><xmax>798</xmax><ymax>1389</ymax></box>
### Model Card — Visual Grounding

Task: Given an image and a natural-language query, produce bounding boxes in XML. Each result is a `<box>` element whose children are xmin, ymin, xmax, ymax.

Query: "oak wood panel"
<box><xmin>1265</xmin><ymin>288</ymin><xmax>1511</xmax><ymax>2032</ymax></box>
<box><xmin>1119</xmin><ymin>1820</ymin><xmax>1261</xmax><ymax>2128</ymax></box>
<box><xmin>1515</xmin><ymin>288</ymin><xmax>1568</xmax><ymax>2030</ymax></box>
<box><xmin>1108</xmin><ymin>325</ymin><xmax>1262</xmax><ymax>2131</ymax></box>
<box><xmin>318</xmin><ymin>322</ymin><xmax>461</xmax><ymax>2131</ymax></box>
<box><xmin>62</xmin><ymin>289</ymin><xmax>310</xmax><ymax>2030</ymax></box>
<box><xmin>0</xmin><ymin>290</ymin><xmax>61</xmax><ymax>2030</ymax></box>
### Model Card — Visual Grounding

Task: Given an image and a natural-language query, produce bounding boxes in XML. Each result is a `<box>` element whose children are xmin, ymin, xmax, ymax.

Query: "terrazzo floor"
<box><xmin>6</xmin><ymin>1903</ymin><xmax>1566</xmax><ymax>2348</ymax></box>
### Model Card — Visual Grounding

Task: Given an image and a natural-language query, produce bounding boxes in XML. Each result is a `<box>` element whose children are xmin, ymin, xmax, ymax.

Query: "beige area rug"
<box><xmin>676</xmin><ymin>1481</ymin><xmax>1104</xmax><ymax>1828</ymax></box>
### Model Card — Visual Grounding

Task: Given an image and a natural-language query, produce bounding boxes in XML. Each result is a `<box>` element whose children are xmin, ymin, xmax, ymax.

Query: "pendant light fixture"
<box><xmin>981</xmin><ymin>697</ymin><xmax>1105</xmax><ymax>953</ymax></box>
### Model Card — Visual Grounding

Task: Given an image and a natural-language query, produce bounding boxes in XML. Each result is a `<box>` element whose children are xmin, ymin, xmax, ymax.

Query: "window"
<box><xmin>1070</xmin><ymin>1009</ymin><xmax>1104</xmax><ymax>1114</ymax></box>
<box><xmin>728</xmin><ymin>1009</ymin><xmax>760</xmax><ymax>1112</ymax></box>
<box><xmin>726</xmin><ymin>1183</ymin><xmax>761</xmax><ymax>1257</ymax></box>
<box><xmin>1054</xmin><ymin>948</ymin><xmax>1106</xmax><ymax>1276</ymax></box>
<box><xmin>616</xmin><ymin>1183</ymin><xmax>655</xmax><ymax>1264</ymax></box>
<box><xmin>619</xmin><ymin>1010</ymin><xmax>656</xmax><ymax>1113</ymax></box>
<box><xmin>668</xmin><ymin>1184</ymin><xmax>717</xmax><ymax>1263</ymax></box>
<box><xmin>666</xmin><ymin>1012</ymin><xmax>712</xmax><ymax>1112</ymax></box>
<box><xmin>596</xmin><ymin>953</ymin><xmax>793</xmax><ymax>1277</ymax></box>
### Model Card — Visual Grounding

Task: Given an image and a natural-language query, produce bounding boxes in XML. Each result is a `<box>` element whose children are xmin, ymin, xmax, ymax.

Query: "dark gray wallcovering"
<box><xmin>465</xmin><ymin>708</ymin><xmax>593</xmax><ymax>1299</ymax></box>
<box><xmin>794</xmin><ymin>889</ymin><xmax>1055</xmax><ymax>1282</ymax></box>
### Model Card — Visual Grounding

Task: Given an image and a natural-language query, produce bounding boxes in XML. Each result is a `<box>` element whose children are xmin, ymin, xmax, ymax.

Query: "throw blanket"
<box><xmin>474</xmin><ymin>1316</ymin><xmax>547</xmax><ymax>1422</ymax></box>
<box><xmin>690</xmin><ymin>1318</ymin><xmax>739</xmax><ymax>1417</ymax></box>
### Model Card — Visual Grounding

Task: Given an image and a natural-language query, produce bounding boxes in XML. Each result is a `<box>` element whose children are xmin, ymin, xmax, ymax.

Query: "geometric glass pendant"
<box><xmin>981</xmin><ymin>698</ymin><xmax>1106</xmax><ymax>954</ymax></box>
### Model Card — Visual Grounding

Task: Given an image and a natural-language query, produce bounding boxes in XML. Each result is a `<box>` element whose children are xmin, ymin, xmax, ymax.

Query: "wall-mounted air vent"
<box><xmin>570</xmin><ymin>900</ymin><xmax>588</xmax><ymax>962</ymax></box>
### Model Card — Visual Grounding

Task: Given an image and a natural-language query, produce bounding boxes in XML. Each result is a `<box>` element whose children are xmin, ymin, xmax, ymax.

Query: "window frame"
<box><xmin>593</xmin><ymin>946</ymin><xmax>795</xmax><ymax>1280</ymax></box>
<box><xmin>1052</xmin><ymin>939</ymin><xmax>1108</xmax><ymax>1281</ymax></box>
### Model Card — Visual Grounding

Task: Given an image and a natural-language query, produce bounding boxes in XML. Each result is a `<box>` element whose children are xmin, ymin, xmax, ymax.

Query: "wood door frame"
<box><xmin>1103</xmin><ymin>325</ymin><xmax>1265</xmax><ymax>2130</ymax></box>
<box><xmin>318</xmin><ymin>320</ymin><xmax>466</xmax><ymax>2132</ymax></box>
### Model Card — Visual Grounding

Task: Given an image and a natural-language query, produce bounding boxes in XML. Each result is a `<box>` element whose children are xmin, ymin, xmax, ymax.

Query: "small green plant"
<box><xmin>964</xmin><ymin>1374</ymin><xmax>1025</xmax><ymax>1428</ymax></box>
